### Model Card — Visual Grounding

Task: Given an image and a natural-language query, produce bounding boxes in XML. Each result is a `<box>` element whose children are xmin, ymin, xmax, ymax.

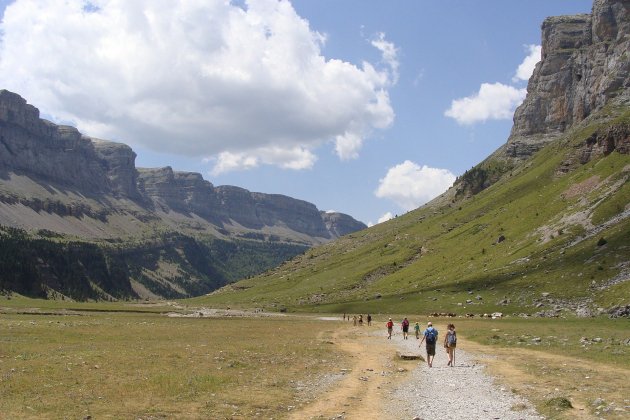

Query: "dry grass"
<box><xmin>459</xmin><ymin>317</ymin><xmax>630</xmax><ymax>419</ymax></box>
<box><xmin>0</xmin><ymin>311</ymin><xmax>342</xmax><ymax>419</ymax></box>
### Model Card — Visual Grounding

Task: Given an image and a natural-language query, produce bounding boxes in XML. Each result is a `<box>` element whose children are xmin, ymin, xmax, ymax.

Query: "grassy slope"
<box><xmin>192</xmin><ymin>108</ymin><xmax>630</xmax><ymax>315</ymax></box>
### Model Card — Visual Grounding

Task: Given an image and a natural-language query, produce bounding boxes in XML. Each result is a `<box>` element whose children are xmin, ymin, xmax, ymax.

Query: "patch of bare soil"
<box><xmin>463</xmin><ymin>340</ymin><xmax>630</xmax><ymax>419</ymax></box>
<box><xmin>290</xmin><ymin>325</ymin><xmax>411</xmax><ymax>420</ymax></box>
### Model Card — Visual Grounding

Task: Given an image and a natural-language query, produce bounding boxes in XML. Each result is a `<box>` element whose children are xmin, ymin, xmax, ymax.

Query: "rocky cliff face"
<box><xmin>502</xmin><ymin>0</ymin><xmax>629</xmax><ymax>159</ymax></box>
<box><xmin>0</xmin><ymin>90</ymin><xmax>139</xmax><ymax>198</ymax></box>
<box><xmin>321</xmin><ymin>211</ymin><xmax>368</xmax><ymax>237</ymax></box>
<box><xmin>0</xmin><ymin>89</ymin><xmax>366</xmax><ymax>243</ymax></box>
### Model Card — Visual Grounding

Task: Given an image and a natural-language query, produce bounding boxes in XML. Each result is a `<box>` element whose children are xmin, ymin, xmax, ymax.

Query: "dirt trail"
<box><xmin>462</xmin><ymin>339</ymin><xmax>630</xmax><ymax>419</ymax></box>
<box><xmin>291</xmin><ymin>325</ymin><xmax>413</xmax><ymax>420</ymax></box>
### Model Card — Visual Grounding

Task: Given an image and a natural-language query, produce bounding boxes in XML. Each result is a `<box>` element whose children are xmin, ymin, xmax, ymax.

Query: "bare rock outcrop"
<box><xmin>501</xmin><ymin>0</ymin><xmax>630</xmax><ymax>160</ymax></box>
<box><xmin>1</xmin><ymin>89</ymin><xmax>366</xmax><ymax>242</ymax></box>
<box><xmin>0</xmin><ymin>89</ymin><xmax>139</xmax><ymax>198</ymax></box>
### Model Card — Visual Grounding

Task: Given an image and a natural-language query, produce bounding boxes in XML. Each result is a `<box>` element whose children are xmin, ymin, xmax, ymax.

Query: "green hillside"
<box><xmin>190</xmin><ymin>108</ymin><xmax>630</xmax><ymax>316</ymax></box>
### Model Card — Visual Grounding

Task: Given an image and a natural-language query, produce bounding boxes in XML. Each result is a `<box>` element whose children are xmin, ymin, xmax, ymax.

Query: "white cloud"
<box><xmin>371</xmin><ymin>32</ymin><xmax>399</xmax><ymax>84</ymax></box>
<box><xmin>211</xmin><ymin>145</ymin><xmax>316</xmax><ymax>175</ymax></box>
<box><xmin>513</xmin><ymin>44</ymin><xmax>541</xmax><ymax>82</ymax></box>
<box><xmin>444</xmin><ymin>82</ymin><xmax>526</xmax><ymax>125</ymax></box>
<box><xmin>375</xmin><ymin>160</ymin><xmax>456</xmax><ymax>211</ymax></box>
<box><xmin>0</xmin><ymin>0</ymin><xmax>395</xmax><ymax>172</ymax></box>
<box><xmin>445</xmin><ymin>45</ymin><xmax>541</xmax><ymax>125</ymax></box>
<box><xmin>377</xmin><ymin>212</ymin><xmax>394</xmax><ymax>224</ymax></box>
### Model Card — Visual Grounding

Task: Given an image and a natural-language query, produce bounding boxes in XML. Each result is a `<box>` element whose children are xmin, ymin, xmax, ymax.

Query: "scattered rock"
<box><xmin>396</xmin><ymin>351</ymin><xmax>424</xmax><ymax>361</ymax></box>
<box><xmin>576</xmin><ymin>307</ymin><xmax>594</xmax><ymax>318</ymax></box>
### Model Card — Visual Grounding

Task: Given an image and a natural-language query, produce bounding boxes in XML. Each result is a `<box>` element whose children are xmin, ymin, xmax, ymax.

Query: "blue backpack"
<box><xmin>426</xmin><ymin>327</ymin><xmax>437</xmax><ymax>344</ymax></box>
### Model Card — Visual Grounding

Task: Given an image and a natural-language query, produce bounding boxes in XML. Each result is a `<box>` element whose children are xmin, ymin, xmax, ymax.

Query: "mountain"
<box><xmin>0</xmin><ymin>90</ymin><xmax>366</xmax><ymax>300</ymax></box>
<box><xmin>197</xmin><ymin>0</ymin><xmax>629</xmax><ymax>317</ymax></box>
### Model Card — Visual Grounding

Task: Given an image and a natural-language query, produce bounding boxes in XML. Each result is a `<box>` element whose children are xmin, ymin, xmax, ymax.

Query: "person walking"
<box><xmin>401</xmin><ymin>317</ymin><xmax>410</xmax><ymax>340</ymax></box>
<box><xmin>358</xmin><ymin>314</ymin><xmax>363</xmax><ymax>326</ymax></box>
<box><xmin>353</xmin><ymin>315</ymin><xmax>357</xmax><ymax>326</ymax></box>
<box><xmin>419</xmin><ymin>321</ymin><xmax>438</xmax><ymax>367</ymax></box>
<box><xmin>444</xmin><ymin>323</ymin><xmax>457</xmax><ymax>367</ymax></box>
<box><xmin>367</xmin><ymin>314</ymin><xmax>372</xmax><ymax>326</ymax></box>
<box><xmin>386</xmin><ymin>318</ymin><xmax>394</xmax><ymax>339</ymax></box>
<box><xmin>414</xmin><ymin>322</ymin><xmax>420</xmax><ymax>339</ymax></box>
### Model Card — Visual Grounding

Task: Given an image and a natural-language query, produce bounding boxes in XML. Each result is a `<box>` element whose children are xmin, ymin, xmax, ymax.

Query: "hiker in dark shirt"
<box><xmin>401</xmin><ymin>317</ymin><xmax>410</xmax><ymax>340</ymax></box>
<box><xmin>419</xmin><ymin>321</ymin><xmax>438</xmax><ymax>367</ymax></box>
<box><xmin>367</xmin><ymin>314</ymin><xmax>372</xmax><ymax>326</ymax></box>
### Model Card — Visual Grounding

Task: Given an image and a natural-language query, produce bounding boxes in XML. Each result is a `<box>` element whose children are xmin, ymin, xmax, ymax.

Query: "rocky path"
<box><xmin>381</xmin><ymin>329</ymin><xmax>542</xmax><ymax>419</ymax></box>
<box><xmin>292</xmin><ymin>322</ymin><xmax>543</xmax><ymax>419</ymax></box>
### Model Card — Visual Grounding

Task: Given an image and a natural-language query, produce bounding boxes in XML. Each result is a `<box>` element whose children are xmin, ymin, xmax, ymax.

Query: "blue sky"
<box><xmin>0</xmin><ymin>0</ymin><xmax>592</xmax><ymax>225</ymax></box>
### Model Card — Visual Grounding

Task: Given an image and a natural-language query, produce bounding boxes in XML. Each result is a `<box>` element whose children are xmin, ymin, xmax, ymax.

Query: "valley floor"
<box><xmin>291</xmin><ymin>322</ymin><xmax>541</xmax><ymax>419</ymax></box>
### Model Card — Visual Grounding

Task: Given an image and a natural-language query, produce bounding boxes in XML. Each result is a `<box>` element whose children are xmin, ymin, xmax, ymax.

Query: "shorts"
<box><xmin>402</xmin><ymin>326</ymin><xmax>409</xmax><ymax>333</ymax></box>
<box><xmin>426</xmin><ymin>342</ymin><xmax>436</xmax><ymax>356</ymax></box>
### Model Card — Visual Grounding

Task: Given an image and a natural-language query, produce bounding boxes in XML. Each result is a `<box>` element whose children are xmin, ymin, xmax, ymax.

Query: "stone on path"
<box><xmin>396</xmin><ymin>351</ymin><xmax>424</xmax><ymax>361</ymax></box>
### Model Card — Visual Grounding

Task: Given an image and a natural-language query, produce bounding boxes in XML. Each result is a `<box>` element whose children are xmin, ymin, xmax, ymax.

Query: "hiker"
<box><xmin>401</xmin><ymin>317</ymin><xmax>410</xmax><ymax>340</ymax></box>
<box><xmin>358</xmin><ymin>314</ymin><xmax>363</xmax><ymax>326</ymax></box>
<box><xmin>414</xmin><ymin>322</ymin><xmax>420</xmax><ymax>339</ymax></box>
<box><xmin>353</xmin><ymin>315</ymin><xmax>357</xmax><ymax>326</ymax></box>
<box><xmin>444</xmin><ymin>323</ymin><xmax>457</xmax><ymax>367</ymax></box>
<box><xmin>367</xmin><ymin>314</ymin><xmax>372</xmax><ymax>326</ymax></box>
<box><xmin>343</xmin><ymin>313</ymin><xmax>346</xmax><ymax>321</ymax></box>
<box><xmin>419</xmin><ymin>321</ymin><xmax>438</xmax><ymax>367</ymax></box>
<box><xmin>386</xmin><ymin>318</ymin><xmax>394</xmax><ymax>339</ymax></box>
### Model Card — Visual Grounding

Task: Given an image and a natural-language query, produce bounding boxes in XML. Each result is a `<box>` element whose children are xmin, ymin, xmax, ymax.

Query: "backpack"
<box><xmin>402</xmin><ymin>319</ymin><xmax>409</xmax><ymax>327</ymax></box>
<box><xmin>447</xmin><ymin>331</ymin><xmax>457</xmax><ymax>345</ymax></box>
<box><xmin>426</xmin><ymin>327</ymin><xmax>437</xmax><ymax>344</ymax></box>
<box><xmin>386</xmin><ymin>321</ymin><xmax>393</xmax><ymax>328</ymax></box>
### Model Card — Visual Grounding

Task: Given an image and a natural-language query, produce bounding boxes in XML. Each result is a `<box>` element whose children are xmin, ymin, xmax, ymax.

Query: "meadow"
<box><xmin>1</xmin><ymin>295</ymin><xmax>629</xmax><ymax>419</ymax></box>
<box><xmin>0</xmin><ymin>296</ymin><xmax>342</xmax><ymax>419</ymax></box>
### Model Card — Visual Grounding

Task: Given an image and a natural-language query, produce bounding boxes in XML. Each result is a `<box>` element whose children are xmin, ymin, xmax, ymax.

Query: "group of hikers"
<box><xmin>387</xmin><ymin>318</ymin><xmax>457</xmax><ymax>367</ymax></box>
<box><xmin>343</xmin><ymin>313</ymin><xmax>458</xmax><ymax>367</ymax></box>
<box><xmin>343</xmin><ymin>313</ymin><xmax>372</xmax><ymax>326</ymax></box>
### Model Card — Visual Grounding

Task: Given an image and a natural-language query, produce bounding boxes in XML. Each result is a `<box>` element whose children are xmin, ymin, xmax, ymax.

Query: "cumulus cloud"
<box><xmin>210</xmin><ymin>145</ymin><xmax>316</xmax><ymax>175</ymax></box>
<box><xmin>375</xmin><ymin>160</ymin><xmax>456</xmax><ymax>211</ymax></box>
<box><xmin>513</xmin><ymin>44</ymin><xmax>541</xmax><ymax>82</ymax></box>
<box><xmin>0</xmin><ymin>0</ymin><xmax>395</xmax><ymax>172</ymax></box>
<box><xmin>445</xmin><ymin>45</ymin><xmax>541</xmax><ymax>125</ymax></box>
<box><xmin>444</xmin><ymin>82</ymin><xmax>526</xmax><ymax>125</ymax></box>
<box><xmin>377</xmin><ymin>212</ymin><xmax>394</xmax><ymax>224</ymax></box>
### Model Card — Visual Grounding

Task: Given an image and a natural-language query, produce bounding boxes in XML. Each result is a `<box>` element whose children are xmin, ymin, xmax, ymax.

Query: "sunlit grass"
<box><xmin>0</xmin><ymin>308</ymin><xmax>341</xmax><ymax>418</ymax></box>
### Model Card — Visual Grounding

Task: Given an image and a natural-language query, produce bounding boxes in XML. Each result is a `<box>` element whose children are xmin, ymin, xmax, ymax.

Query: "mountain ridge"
<box><xmin>197</xmin><ymin>0</ymin><xmax>629</xmax><ymax>316</ymax></box>
<box><xmin>0</xmin><ymin>89</ymin><xmax>366</xmax><ymax>300</ymax></box>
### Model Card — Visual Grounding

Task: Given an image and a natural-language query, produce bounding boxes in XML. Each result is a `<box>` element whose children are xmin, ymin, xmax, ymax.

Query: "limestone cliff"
<box><xmin>502</xmin><ymin>0</ymin><xmax>629</xmax><ymax>159</ymax></box>
<box><xmin>0</xmin><ymin>89</ymin><xmax>366</xmax><ymax>244</ymax></box>
<box><xmin>0</xmin><ymin>89</ymin><xmax>367</xmax><ymax>300</ymax></box>
<box><xmin>455</xmin><ymin>0</ymin><xmax>629</xmax><ymax>199</ymax></box>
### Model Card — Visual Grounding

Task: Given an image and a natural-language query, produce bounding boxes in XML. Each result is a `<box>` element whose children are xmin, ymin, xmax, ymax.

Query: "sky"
<box><xmin>0</xmin><ymin>0</ymin><xmax>593</xmax><ymax>226</ymax></box>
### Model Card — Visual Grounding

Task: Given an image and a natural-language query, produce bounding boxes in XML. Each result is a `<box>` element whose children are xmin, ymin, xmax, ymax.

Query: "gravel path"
<box><xmin>379</xmin><ymin>331</ymin><xmax>543</xmax><ymax>419</ymax></box>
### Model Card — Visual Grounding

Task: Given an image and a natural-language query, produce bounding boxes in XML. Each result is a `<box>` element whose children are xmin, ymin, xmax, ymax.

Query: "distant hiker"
<box><xmin>414</xmin><ymin>322</ymin><xmax>420</xmax><ymax>339</ymax></box>
<box><xmin>353</xmin><ymin>315</ymin><xmax>357</xmax><ymax>326</ymax></box>
<box><xmin>386</xmin><ymin>318</ymin><xmax>394</xmax><ymax>339</ymax></box>
<box><xmin>419</xmin><ymin>321</ymin><xmax>438</xmax><ymax>367</ymax></box>
<box><xmin>358</xmin><ymin>314</ymin><xmax>363</xmax><ymax>326</ymax></box>
<box><xmin>343</xmin><ymin>313</ymin><xmax>346</xmax><ymax>320</ymax></box>
<box><xmin>401</xmin><ymin>317</ymin><xmax>410</xmax><ymax>340</ymax></box>
<box><xmin>367</xmin><ymin>314</ymin><xmax>372</xmax><ymax>326</ymax></box>
<box><xmin>444</xmin><ymin>323</ymin><xmax>457</xmax><ymax>367</ymax></box>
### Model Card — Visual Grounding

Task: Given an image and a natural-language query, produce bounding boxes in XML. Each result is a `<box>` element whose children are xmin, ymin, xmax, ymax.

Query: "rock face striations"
<box><xmin>502</xmin><ymin>0</ymin><xmax>629</xmax><ymax>159</ymax></box>
<box><xmin>0</xmin><ymin>89</ymin><xmax>366</xmax><ymax>243</ymax></box>
<box><xmin>0</xmin><ymin>89</ymin><xmax>366</xmax><ymax>300</ymax></box>
<box><xmin>455</xmin><ymin>0</ymin><xmax>629</xmax><ymax>199</ymax></box>
<box><xmin>0</xmin><ymin>90</ymin><xmax>139</xmax><ymax>198</ymax></box>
